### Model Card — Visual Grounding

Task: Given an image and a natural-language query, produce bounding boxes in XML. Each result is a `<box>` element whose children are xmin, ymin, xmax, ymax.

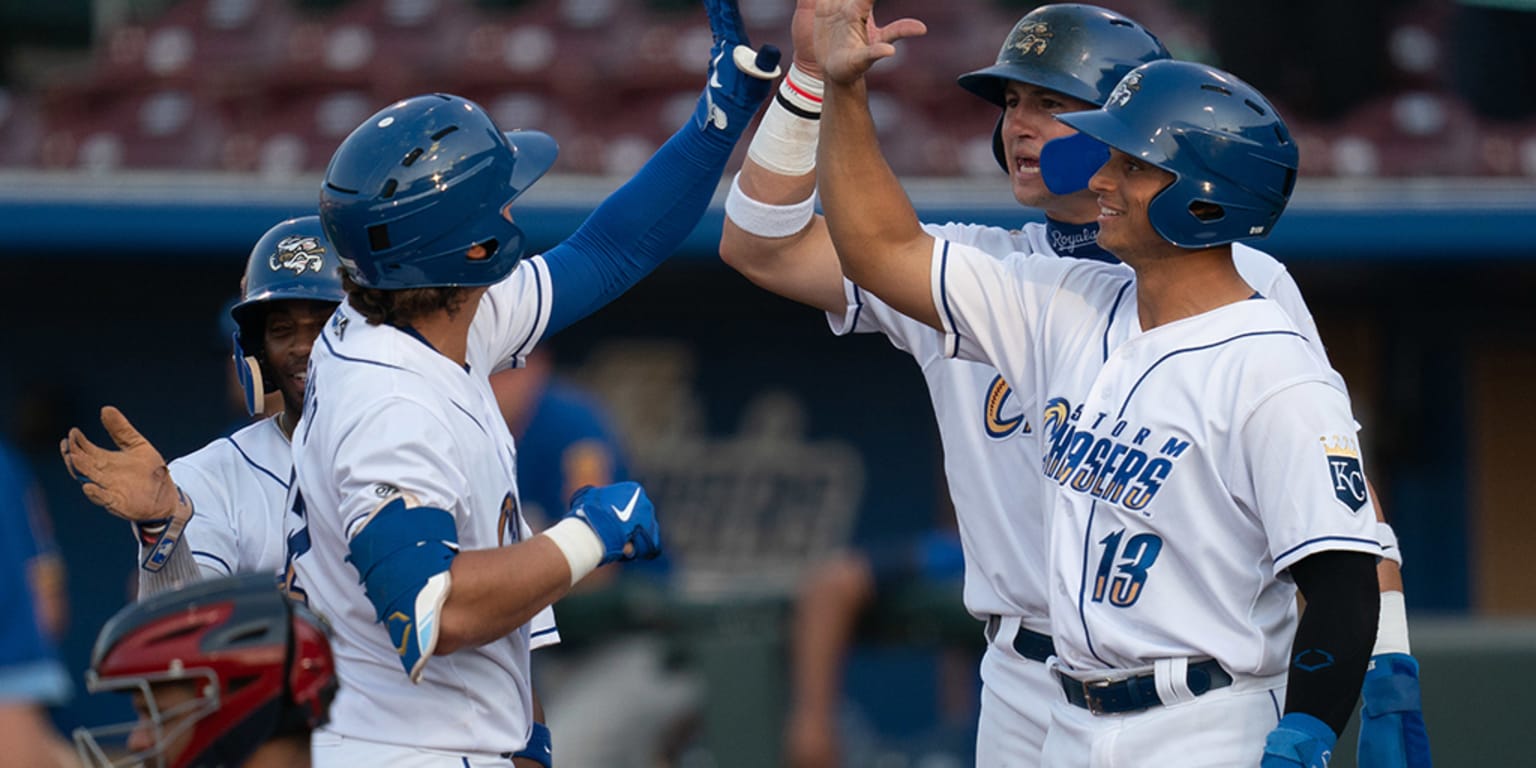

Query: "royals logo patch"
<box><xmin>1322</xmin><ymin>435</ymin><xmax>1368</xmax><ymax>513</ymax></box>
<box><xmin>270</xmin><ymin>234</ymin><xmax>326</xmax><ymax>275</ymax></box>
<box><xmin>1007</xmin><ymin>22</ymin><xmax>1053</xmax><ymax>56</ymax></box>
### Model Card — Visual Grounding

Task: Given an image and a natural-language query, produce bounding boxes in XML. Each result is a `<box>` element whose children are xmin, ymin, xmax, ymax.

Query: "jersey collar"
<box><xmin>1045</xmin><ymin>218</ymin><xmax>1116</xmax><ymax>263</ymax></box>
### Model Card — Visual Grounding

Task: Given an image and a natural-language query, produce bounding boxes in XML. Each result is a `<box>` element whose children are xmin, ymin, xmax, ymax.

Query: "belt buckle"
<box><xmin>1082</xmin><ymin>676</ymin><xmax>1117</xmax><ymax>715</ymax></box>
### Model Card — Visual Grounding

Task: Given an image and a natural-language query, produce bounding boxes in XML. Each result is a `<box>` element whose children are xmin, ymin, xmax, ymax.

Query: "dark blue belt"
<box><xmin>1056</xmin><ymin>659</ymin><xmax>1233</xmax><ymax>714</ymax></box>
<box><xmin>983</xmin><ymin>615</ymin><xmax>1056</xmax><ymax>663</ymax></box>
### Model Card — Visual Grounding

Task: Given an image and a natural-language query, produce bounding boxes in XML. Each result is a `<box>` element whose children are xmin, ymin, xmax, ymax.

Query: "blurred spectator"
<box><xmin>1451</xmin><ymin>0</ymin><xmax>1536</xmax><ymax>121</ymax></box>
<box><xmin>784</xmin><ymin>529</ymin><xmax>970</xmax><ymax>768</ymax></box>
<box><xmin>0</xmin><ymin>437</ymin><xmax>75</xmax><ymax>768</ymax></box>
<box><xmin>1192</xmin><ymin>0</ymin><xmax>1402</xmax><ymax>121</ymax></box>
<box><xmin>490</xmin><ymin>348</ymin><xmax>700</xmax><ymax>768</ymax></box>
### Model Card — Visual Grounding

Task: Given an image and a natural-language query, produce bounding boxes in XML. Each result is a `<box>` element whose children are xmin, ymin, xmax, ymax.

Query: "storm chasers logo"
<box><xmin>1322</xmin><ymin>435</ymin><xmax>1368</xmax><ymax>513</ymax></box>
<box><xmin>1040</xmin><ymin>397</ymin><xmax>1187</xmax><ymax>512</ymax></box>
<box><xmin>1006</xmin><ymin>22</ymin><xmax>1053</xmax><ymax>56</ymax></box>
<box><xmin>270</xmin><ymin>234</ymin><xmax>326</xmax><ymax>275</ymax></box>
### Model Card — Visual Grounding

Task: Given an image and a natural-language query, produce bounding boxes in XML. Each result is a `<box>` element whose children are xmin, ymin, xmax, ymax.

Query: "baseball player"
<box><xmin>73</xmin><ymin>572</ymin><xmax>338</xmax><ymax>768</ymax></box>
<box><xmin>61</xmin><ymin>218</ymin><xmax>563</xmax><ymax>765</ymax></box>
<box><xmin>282</xmin><ymin>2</ymin><xmax>779</xmax><ymax>764</ymax></box>
<box><xmin>814</xmin><ymin>3</ymin><xmax>1379</xmax><ymax>762</ymax></box>
<box><xmin>60</xmin><ymin>216</ymin><xmax>344</xmax><ymax>596</ymax></box>
<box><xmin>727</xmin><ymin>3</ymin><xmax>1428</xmax><ymax>765</ymax></box>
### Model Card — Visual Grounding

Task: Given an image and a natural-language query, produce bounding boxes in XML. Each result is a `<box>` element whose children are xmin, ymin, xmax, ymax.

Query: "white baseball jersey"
<box><xmin>831</xmin><ymin>221</ymin><xmax>1341</xmax><ymax>760</ymax></box>
<box><xmin>287</xmin><ymin>256</ymin><xmax>560</xmax><ymax>756</ymax></box>
<box><xmin>162</xmin><ymin>415</ymin><xmax>292</xmax><ymax>584</ymax></box>
<box><xmin>832</xmin><ymin>221</ymin><xmax>1340</xmax><ymax>628</ymax></box>
<box><xmin>930</xmin><ymin>238</ymin><xmax>1379</xmax><ymax>677</ymax></box>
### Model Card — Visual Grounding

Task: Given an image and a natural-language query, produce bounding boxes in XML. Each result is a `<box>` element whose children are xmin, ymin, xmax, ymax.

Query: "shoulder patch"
<box><xmin>1322</xmin><ymin>435</ymin><xmax>1368</xmax><ymax>513</ymax></box>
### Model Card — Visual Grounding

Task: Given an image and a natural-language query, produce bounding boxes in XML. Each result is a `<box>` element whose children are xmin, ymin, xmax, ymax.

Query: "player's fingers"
<box><xmin>80</xmin><ymin>483</ymin><xmax>118</xmax><ymax>512</ymax></box>
<box><xmin>100</xmin><ymin>405</ymin><xmax>148</xmax><ymax>451</ymax></box>
<box><xmin>63</xmin><ymin>429</ymin><xmax>103</xmax><ymax>480</ymax></box>
<box><xmin>59</xmin><ymin>438</ymin><xmax>89</xmax><ymax>484</ymax></box>
<box><xmin>873</xmin><ymin>18</ymin><xmax>927</xmax><ymax>44</ymax></box>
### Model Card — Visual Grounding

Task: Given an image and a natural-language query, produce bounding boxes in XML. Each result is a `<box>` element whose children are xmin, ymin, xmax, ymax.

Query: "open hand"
<box><xmin>813</xmin><ymin>0</ymin><xmax>926</xmax><ymax>86</ymax></box>
<box><xmin>60</xmin><ymin>406</ymin><xmax>182</xmax><ymax>522</ymax></box>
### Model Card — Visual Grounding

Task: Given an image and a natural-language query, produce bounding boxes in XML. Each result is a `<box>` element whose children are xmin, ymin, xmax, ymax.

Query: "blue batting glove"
<box><xmin>1262</xmin><ymin>712</ymin><xmax>1337</xmax><ymax>768</ymax></box>
<box><xmin>1358</xmin><ymin>653</ymin><xmax>1433</xmax><ymax>768</ymax></box>
<box><xmin>694</xmin><ymin>0</ymin><xmax>781</xmax><ymax>135</ymax></box>
<box><xmin>566</xmin><ymin>481</ymin><xmax>661</xmax><ymax>564</ymax></box>
<box><xmin>513</xmin><ymin>721</ymin><xmax>553</xmax><ymax>768</ymax></box>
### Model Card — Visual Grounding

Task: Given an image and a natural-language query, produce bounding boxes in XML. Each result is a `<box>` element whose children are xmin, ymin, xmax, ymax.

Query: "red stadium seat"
<box><xmin>38</xmin><ymin>88</ymin><xmax>227</xmax><ymax>171</ymax></box>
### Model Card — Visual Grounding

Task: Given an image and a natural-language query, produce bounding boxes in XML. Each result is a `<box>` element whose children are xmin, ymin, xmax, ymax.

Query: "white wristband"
<box><xmin>1372</xmin><ymin>590</ymin><xmax>1411</xmax><ymax>656</ymax></box>
<box><xmin>1376</xmin><ymin>521</ymin><xmax>1402</xmax><ymax>566</ymax></box>
<box><xmin>746</xmin><ymin>64</ymin><xmax>823</xmax><ymax>176</ymax></box>
<box><xmin>724</xmin><ymin>172</ymin><xmax>817</xmax><ymax>238</ymax></box>
<box><xmin>542</xmin><ymin>518</ymin><xmax>605</xmax><ymax>586</ymax></box>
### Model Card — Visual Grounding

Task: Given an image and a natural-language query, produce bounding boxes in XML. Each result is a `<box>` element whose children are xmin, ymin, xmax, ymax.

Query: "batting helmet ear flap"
<box><xmin>991</xmin><ymin>113</ymin><xmax>1008</xmax><ymax>174</ymax></box>
<box><xmin>233</xmin><ymin>337</ymin><xmax>267</xmax><ymax>416</ymax></box>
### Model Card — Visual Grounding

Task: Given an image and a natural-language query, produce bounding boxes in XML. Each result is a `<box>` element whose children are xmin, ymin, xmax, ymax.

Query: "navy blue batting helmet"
<box><xmin>1057</xmin><ymin>60</ymin><xmax>1300</xmax><ymax>248</ymax></box>
<box><xmin>957</xmin><ymin>4</ymin><xmax>1169</xmax><ymax>175</ymax></box>
<box><xmin>319</xmin><ymin>93</ymin><xmax>558</xmax><ymax>291</ymax></box>
<box><xmin>231</xmin><ymin>216</ymin><xmax>344</xmax><ymax>415</ymax></box>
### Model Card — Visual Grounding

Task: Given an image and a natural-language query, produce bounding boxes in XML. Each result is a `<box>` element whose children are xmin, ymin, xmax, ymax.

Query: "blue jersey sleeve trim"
<box><xmin>191</xmin><ymin>550</ymin><xmax>234</xmax><ymax>575</ymax></box>
<box><xmin>511</xmin><ymin>259</ymin><xmax>548</xmax><ymax>361</ymax></box>
<box><xmin>530</xmin><ymin>626</ymin><xmax>559</xmax><ymax>639</ymax></box>
<box><xmin>1275</xmin><ymin>535</ymin><xmax>1382</xmax><ymax>566</ymax></box>
<box><xmin>541</xmin><ymin>123</ymin><xmax>737</xmax><ymax>336</ymax></box>
<box><xmin>222</xmin><ymin>436</ymin><xmax>289</xmax><ymax>490</ymax></box>
<box><xmin>848</xmin><ymin>283</ymin><xmax>865</xmax><ymax>333</ymax></box>
<box><xmin>938</xmin><ymin>241</ymin><xmax>961</xmax><ymax>359</ymax></box>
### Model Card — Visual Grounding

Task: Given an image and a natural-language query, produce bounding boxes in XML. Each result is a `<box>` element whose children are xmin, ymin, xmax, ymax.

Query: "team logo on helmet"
<box><xmin>270</xmin><ymin>235</ymin><xmax>327</xmax><ymax>275</ymax></box>
<box><xmin>1322</xmin><ymin>435</ymin><xmax>1369</xmax><ymax>513</ymax></box>
<box><xmin>1007</xmin><ymin>22</ymin><xmax>1053</xmax><ymax>57</ymax></box>
<box><xmin>1107</xmin><ymin>70</ymin><xmax>1144</xmax><ymax>108</ymax></box>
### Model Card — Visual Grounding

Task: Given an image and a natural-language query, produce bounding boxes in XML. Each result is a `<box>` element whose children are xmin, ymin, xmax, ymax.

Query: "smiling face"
<box><xmin>999</xmin><ymin>81</ymin><xmax>1101</xmax><ymax>222</ymax></box>
<box><xmin>261</xmin><ymin>300</ymin><xmax>335</xmax><ymax>414</ymax></box>
<box><xmin>1087</xmin><ymin>147</ymin><xmax>1178</xmax><ymax>263</ymax></box>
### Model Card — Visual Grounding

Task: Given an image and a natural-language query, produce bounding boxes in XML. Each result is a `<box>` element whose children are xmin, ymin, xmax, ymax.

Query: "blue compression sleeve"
<box><xmin>540</xmin><ymin>35</ymin><xmax>775</xmax><ymax>336</ymax></box>
<box><xmin>541</xmin><ymin>123</ymin><xmax>736</xmax><ymax>336</ymax></box>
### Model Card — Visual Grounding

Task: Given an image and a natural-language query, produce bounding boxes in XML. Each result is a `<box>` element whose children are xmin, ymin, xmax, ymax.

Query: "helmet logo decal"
<box><xmin>270</xmin><ymin>235</ymin><xmax>327</xmax><ymax>275</ymax></box>
<box><xmin>1107</xmin><ymin>70</ymin><xmax>1143</xmax><ymax>108</ymax></box>
<box><xmin>1007</xmin><ymin>23</ymin><xmax>1053</xmax><ymax>56</ymax></box>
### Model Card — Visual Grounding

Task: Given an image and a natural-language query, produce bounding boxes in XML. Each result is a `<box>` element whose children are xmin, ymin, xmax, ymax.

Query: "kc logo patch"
<box><xmin>1322</xmin><ymin>436</ymin><xmax>1368</xmax><ymax>513</ymax></box>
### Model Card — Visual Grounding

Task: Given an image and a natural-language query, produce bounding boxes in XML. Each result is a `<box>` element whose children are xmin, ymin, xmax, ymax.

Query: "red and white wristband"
<box><xmin>746</xmin><ymin>63</ymin><xmax>824</xmax><ymax>176</ymax></box>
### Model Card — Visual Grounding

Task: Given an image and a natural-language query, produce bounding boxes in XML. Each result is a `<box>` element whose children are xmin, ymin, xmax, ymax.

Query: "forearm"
<box><xmin>1286</xmin><ymin>551</ymin><xmax>1380</xmax><ymax>735</ymax></box>
<box><xmin>437</xmin><ymin>537</ymin><xmax>573</xmax><ymax>653</ymax></box>
<box><xmin>134</xmin><ymin>536</ymin><xmax>204</xmax><ymax>598</ymax></box>
<box><xmin>818</xmin><ymin>79</ymin><xmax>938</xmax><ymax>325</ymax></box>
<box><xmin>541</xmin><ymin>122</ymin><xmax>736</xmax><ymax>335</ymax></box>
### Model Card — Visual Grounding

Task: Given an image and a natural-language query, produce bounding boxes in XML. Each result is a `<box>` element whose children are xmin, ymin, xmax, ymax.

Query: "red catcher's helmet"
<box><xmin>73</xmin><ymin>573</ymin><xmax>337</xmax><ymax>768</ymax></box>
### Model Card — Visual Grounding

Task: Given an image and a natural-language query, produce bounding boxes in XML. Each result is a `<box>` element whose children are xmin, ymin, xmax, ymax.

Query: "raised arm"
<box><xmin>540</xmin><ymin>0</ymin><xmax>779</xmax><ymax>336</ymax></box>
<box><xmin>719</xmin><ymin>0</ymin><xmax>847</xmax><ymax>314</ymax></box>
<box><xmin>813</xmin><ymin>0</ymin><xmax>937</xmax><ymax>327</ymax></box>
